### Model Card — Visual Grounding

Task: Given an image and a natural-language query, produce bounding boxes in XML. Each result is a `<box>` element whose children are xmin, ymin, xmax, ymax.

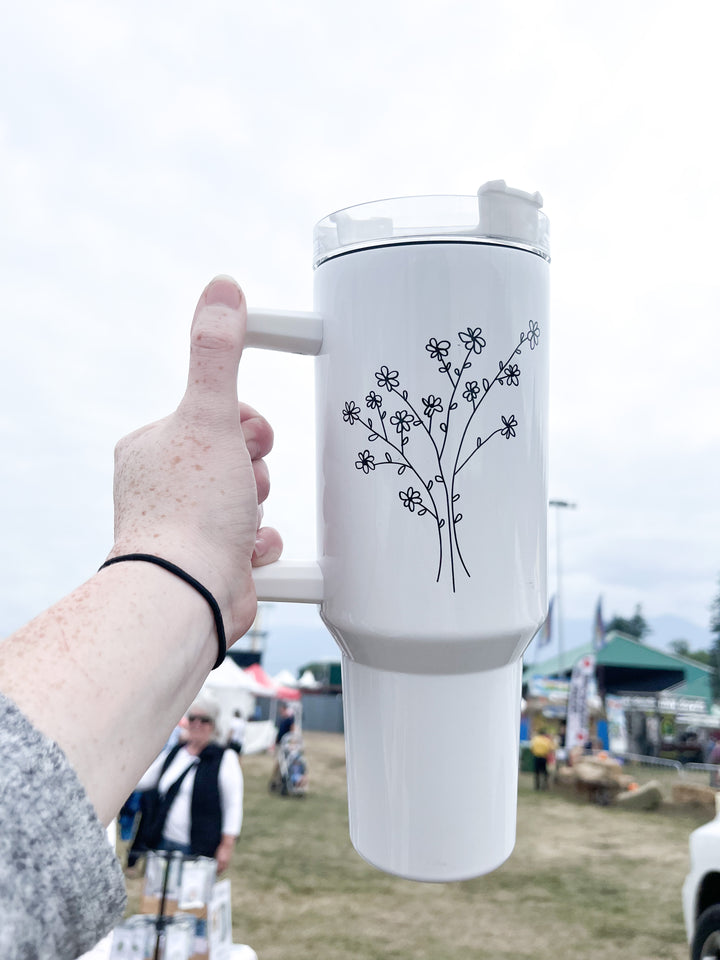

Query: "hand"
<box><xmin>109</xmin><ymin>276</ymin><xmax>283</xmax><ymax>642</ymax></box>
<box><xmin>214</xmin><ymin>834</ymin><xmax>236</xmax><ymax>874</ymax></box>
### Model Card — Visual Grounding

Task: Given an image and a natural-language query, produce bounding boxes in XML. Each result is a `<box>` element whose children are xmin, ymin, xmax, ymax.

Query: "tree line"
<box><xmin>608</xmin><ymin>582</ymin><xmax>720</xmax><ymax>698</ymax></box>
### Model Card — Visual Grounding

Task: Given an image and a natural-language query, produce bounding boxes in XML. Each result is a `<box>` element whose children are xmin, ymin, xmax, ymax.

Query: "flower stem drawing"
<box><xmin>342</xmin><ymin>318</ymin><xmax>540</xmax><ymax>591</ymax></box>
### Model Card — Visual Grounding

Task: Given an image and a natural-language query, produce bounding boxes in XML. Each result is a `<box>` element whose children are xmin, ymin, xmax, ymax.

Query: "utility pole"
<box><xmin>549</xmin><ymin>499</ymin><xmax>577</xmax><ymax>676</ymax></box>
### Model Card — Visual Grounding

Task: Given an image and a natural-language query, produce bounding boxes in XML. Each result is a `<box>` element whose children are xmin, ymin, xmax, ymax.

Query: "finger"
<box><xmin>181</xmin><ymin>276</ymin><xmax>246</xmax><ymax>418</ymax></box>
<box><xmin>252</xmin><ymin>526</ymin><xmax>283</xmax><ymax>566</ymax></box>
<box><xmin>240</xmin><ymin>403</ymin><xmax>275</xmax><ymax>461</ymax></box>
<box><xmin>253</xmin><ymin>458</ymin><xmax>270</xmax><ymax>504</ymax></box>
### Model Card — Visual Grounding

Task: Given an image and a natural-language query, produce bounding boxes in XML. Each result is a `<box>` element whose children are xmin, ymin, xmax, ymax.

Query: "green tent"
<box><xmin>524</xmin><ymin>630</ymin><xmax>714</xmax><ymax>710</ymax></box>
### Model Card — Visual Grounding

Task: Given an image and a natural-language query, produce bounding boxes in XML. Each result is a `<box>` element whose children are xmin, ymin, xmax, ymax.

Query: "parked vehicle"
<box><xmin>683</xmin><ymin>802</ymin><xmax>720</xmax><ymax>959</ymax></box>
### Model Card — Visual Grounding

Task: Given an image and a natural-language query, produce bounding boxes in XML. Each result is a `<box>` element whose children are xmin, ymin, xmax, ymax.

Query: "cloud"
<box><xmin>1</xmin><ymin>0</ymin><xmax>719</xmax><ymax>645</ymax></box>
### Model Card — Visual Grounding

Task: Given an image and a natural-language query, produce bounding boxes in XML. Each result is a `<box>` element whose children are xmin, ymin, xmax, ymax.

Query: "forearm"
<box><xmin>214</xmin><ymin>833</ymin><xmax>237</xmax><ymax>873</ymax></box>
<box><xmin>0</xmin><ymin>560</ymin><xmax>225</xmax><ymax>825</ymax></box>
<box><xmin>0</xmin><ymin>277</ymin><xmax>282</xmax><ymax>832</ymax></box>
<box><xmin>219</xmin><ymin>752</ymin><xmax>244</xmax><ymax>836</ymax></box>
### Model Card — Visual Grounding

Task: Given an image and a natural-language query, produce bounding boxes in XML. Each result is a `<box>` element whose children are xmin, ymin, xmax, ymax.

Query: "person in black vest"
<box><xmin>130</xmin><ymin>694</ymin><xmax>243</xmax><ymax>873</ymax></box>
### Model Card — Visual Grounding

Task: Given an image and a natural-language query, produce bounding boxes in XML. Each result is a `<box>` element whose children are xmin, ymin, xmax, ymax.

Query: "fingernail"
<box><xmin>252</xmin><ymin>534</ymin><xmax>266</xmax><ymax>562</ymax></box>
<box><xmin>204</xmin><ymin>275</ymin><xmax>241</xmax><ymax>309</ymax></box>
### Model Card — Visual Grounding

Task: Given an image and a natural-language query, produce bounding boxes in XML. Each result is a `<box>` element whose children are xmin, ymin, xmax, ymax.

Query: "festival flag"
<box><xmin>537</xmin><ymin>595</ymin><xmax>554</xmax><ymax>647</ymax></box>
<box><xmin>592</xmin><ymin>596</ymin><xmax>606</xmax><ymax>651</ymax></box>
<box><xmin>605</xmin><ymin>695</ymin><xmax>629</xmax><ymax>755</ymax></box>
<box><xmin>565</xmin><ymin>653</ymin><xmax>596</xmax><ymax>751</ymax></box>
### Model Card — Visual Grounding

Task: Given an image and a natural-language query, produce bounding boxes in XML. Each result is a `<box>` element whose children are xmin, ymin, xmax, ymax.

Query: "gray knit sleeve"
<box><xmin>0</xmin><ymin>693</ymin><xmax>127</xmax><ymax>959</ymax></box>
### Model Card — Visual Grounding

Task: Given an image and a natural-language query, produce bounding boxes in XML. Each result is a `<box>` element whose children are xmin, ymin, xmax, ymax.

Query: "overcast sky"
<box><xmin>1</xmin><ymin>0</ymin><xmax>719</xmax><ymax>648</ymax></box>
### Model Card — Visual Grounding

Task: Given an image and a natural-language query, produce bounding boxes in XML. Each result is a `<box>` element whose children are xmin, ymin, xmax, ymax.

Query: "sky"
<box><xmin>1</xmin><ymin>0</ymin><xmax>719</xmax><ymax>666</ymax></box>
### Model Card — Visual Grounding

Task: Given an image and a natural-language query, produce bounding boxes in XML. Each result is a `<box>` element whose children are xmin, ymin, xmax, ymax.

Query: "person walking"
<box><xmin>529</xmin><ymin>728</ymin><xmax>554</xmax><ymax>790</ymax></box>
<box><xmin>226</xmin><ymin>709</ymin><xmax>247</xmax><ymax>756</ymax></box>
<box><xmin>275</xmin><ymin>703</ymin><xmax>295</xmax><ymax>745</ymax></box>
<box><xmin>130</xmin><ymin>695</ymin><xmax>243</xmax><ymax>874</ymax></box>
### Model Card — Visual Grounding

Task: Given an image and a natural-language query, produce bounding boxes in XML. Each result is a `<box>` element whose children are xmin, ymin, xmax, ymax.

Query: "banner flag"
<box><xmin>592</xmin><ymin>596</ymin><xmax>606</xmax><ymax>651</ymax></box>
<box><xmin>565</xmin><ymin>654</ymin><xmax>595</xmax><ymax>751</ymax></box>
<box><xmin>605</xmin><ymin>695</ymin><xmax>628</xmax><ymax>755</ymax></box>
<box><xmin>536</xmin><ymin>595</ymin><xmax>554</xmax><ymax>647</ymax></box>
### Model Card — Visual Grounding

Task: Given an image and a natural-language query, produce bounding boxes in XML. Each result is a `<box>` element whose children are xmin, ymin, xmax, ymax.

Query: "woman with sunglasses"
<box><xmin>131</xmin><ymin>695</ymin><xmax>243</xmax><ymax>874</ymax></box>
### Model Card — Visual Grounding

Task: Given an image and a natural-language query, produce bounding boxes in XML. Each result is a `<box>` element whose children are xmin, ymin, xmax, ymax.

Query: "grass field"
<box><xmin>121</xmin><ymin>732</ymin><xmax>712</xmax><ymax>960</ymax></box>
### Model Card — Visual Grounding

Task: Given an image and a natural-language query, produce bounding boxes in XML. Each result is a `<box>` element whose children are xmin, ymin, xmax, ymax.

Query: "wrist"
<box><xmin>100</xmin><ymin>554</ymin><xmax>228</xmax><ymax>669</ymax></box>
<box><xmin>107</xmin><ymin>539</ymin><xmax>257</xmax><ymax>644</ymax></box>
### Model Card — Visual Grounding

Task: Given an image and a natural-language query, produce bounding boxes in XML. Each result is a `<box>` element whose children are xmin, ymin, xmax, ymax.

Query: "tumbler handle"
<box><xmin>251</xmin><ymin>560</ymin><xmax>324</xmax><ymax>603</ymax></box>
<box><xmin>245</xmin><ymin>308</ymin><xmax>325</xmax><ymax>603</ymax></box>
<box><xmin>246</xmin><ymin>308</ymin><xmax>323</xmax><ymax>356</ymax></box>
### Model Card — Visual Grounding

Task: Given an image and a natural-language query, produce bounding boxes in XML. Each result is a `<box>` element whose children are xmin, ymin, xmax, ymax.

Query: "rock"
<box><xmin>555</xmin><ymin>766</ymin><xmax>576</xmax><ymax>788</ymax></box>
<box><xmin>672</xmin><ymin>782</ymin><xmax>717</xmax><ymax>810</ymax></box>
<box><xmin>576</xmin><ymin>759</ymin><xmax>623</xmax><ymax>794</ymax></box>
<box><xmin>574</xmin><ymin>761</ymin><xmax>607</xmax><ymax>785</ymax></box>
<box><xmin>616</xmin><ymin>780</ymin><xmax>663</xmax><ymax>811</ymax></box>
<box><xmin>580</xmin><ymin>754</ymin><xmax>625</xmax><ymax>780</ymax></box>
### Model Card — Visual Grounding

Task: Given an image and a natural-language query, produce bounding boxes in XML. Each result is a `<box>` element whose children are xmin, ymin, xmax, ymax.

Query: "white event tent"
<box><xmin>202</xmin><ymin>660</ymin><xmax>308</xmax><ymax>755</ymax></box>
<box><xmin>201</xmin><ymin>658</ymin><xmax>273</xmax><ymax>754</ymax></box>
<box><xmin>272</xmin><ymin>669</ymin><xmax>300</xmax><ymax>689</ymax></box>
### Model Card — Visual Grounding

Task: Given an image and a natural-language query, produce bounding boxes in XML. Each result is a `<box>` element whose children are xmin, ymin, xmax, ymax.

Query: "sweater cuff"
<box><xmin>0</xmin><ymin>693</ymin><xmax>127</xmax><ymax>960</ymax></box>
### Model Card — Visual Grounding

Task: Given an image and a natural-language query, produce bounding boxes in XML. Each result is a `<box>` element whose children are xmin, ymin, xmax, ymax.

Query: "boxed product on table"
<box><xmin>139</xmin><ymin>853</ymin><xmax>219</xmax><ymax>960</ymax></box>
<box><xmin>109</xmin><ymin>912</ymin><xmax>196</xmax><ymax>959</ymax></box>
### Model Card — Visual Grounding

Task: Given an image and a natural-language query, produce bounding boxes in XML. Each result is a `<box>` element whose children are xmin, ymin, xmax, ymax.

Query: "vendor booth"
<box><xmin>523</xmin><ymin>631</ymin><xmax>717</xmax><ymax>758</ymax></box>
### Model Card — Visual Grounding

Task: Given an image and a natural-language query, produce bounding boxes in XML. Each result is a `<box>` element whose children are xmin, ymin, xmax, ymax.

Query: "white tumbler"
<box><xmin>247</xmin><ymin>181</ymin><xmax>550</xmax><ymax>882</ymax></box>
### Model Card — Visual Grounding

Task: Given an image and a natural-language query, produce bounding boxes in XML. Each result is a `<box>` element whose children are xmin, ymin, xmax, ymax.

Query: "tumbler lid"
<box><xmin>313</xmin><ymin>181</ymin><xmax>549</xmax><ymax>267</ymax></box>
<box><xmin>341</xmin><ymin>655</ymin><xmax>523</xmax><ymax>882</ymax></box>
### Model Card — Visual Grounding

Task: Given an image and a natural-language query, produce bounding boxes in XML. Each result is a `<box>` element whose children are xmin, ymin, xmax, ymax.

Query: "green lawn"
<box><xmin>122</xmin><ymin>732</ymin><xmax>710</xmax><ymax>960</ymax></box>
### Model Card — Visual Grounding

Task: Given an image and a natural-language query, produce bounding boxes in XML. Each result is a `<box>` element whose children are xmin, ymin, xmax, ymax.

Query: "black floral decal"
<box><xmin>342</xmin><ymin>318</ymin><xmax>540</xmax><ymax>590</ymax></box>
<box><xmin>399</xmin><ymin>487</ymin><xmax>423</xmax><ymax>512</ymax></box>
<box><xmin>500</xmin><ymin>414</ymin><xmax>518</xmax><ymax>439</ymax></box>
<box><xmin>342</xmin><ymin>401</ymin><xmax>361</xmax><ymax>425</ymax></box>
<box><xmin>355</xmin><ymin>450</ymin><xmax>376</xmax><ymax>473</ymax></box>
<box><xmin>375</xmin><ymin>366</ymin><xmax>400</xmax><ymax>391</ymax></box>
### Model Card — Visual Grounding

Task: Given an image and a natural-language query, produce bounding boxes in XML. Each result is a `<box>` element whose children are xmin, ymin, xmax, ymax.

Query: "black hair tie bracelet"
<box><xmin>98</xmin><ymin>554</ymin><xmax>226</xmax><ymax>669</ymax></box>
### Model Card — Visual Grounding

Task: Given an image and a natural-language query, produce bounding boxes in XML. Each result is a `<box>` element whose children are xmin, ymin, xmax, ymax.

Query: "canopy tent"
<box><xmin>243</xmin><ymin>663</ymin><xmax>303</xmax><ymax>742</ymax></box>
<box><xmin>201</xmin><ymin>657</ymin><xmax>268</xmax><ymax>741</ymax></box>
<box><xmin>273</xmin><ymin>668</ymin><xmax>299</xmax><ymax>688</ymax></box>
<box><xmin>209</xmin><ymin>657</ymin><xmax>268</xmax><ymax>695</ymax></box>
<box><xmin>244</xmin><ymin>662</ymin><xmax>301</xmax><ymax>701</ymax></box>
<box><xmin>203</xmin><ymin>660</ymin><xmax>289</xmax><ymax>756</ymax></box>
<box><xmin>525</xmin><ymin>632</ymin><xmax>714</xmax><ymax>706</ymax></box>
<box><xmin>244</xmin><ymin>662</ymin><xmax>275</xmax><ymax>689</ymax></box>
<box><xmin>298</xmin><ymin>669</ymin><xmax>320</xmax><ymax>688</ymax></box>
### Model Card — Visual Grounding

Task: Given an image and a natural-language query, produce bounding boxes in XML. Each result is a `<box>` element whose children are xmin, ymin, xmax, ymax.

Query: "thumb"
<box><xmin>181</xmin><ymin>275</ymin><xmax>247</xmax><ymax>417</ymax></box>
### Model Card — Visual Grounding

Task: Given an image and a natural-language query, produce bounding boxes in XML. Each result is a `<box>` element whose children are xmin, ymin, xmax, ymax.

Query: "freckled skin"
<box><xmin>0</xmin><ymin>276</ymin><xmax>283</xmax><ymax>828</ymax></box>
